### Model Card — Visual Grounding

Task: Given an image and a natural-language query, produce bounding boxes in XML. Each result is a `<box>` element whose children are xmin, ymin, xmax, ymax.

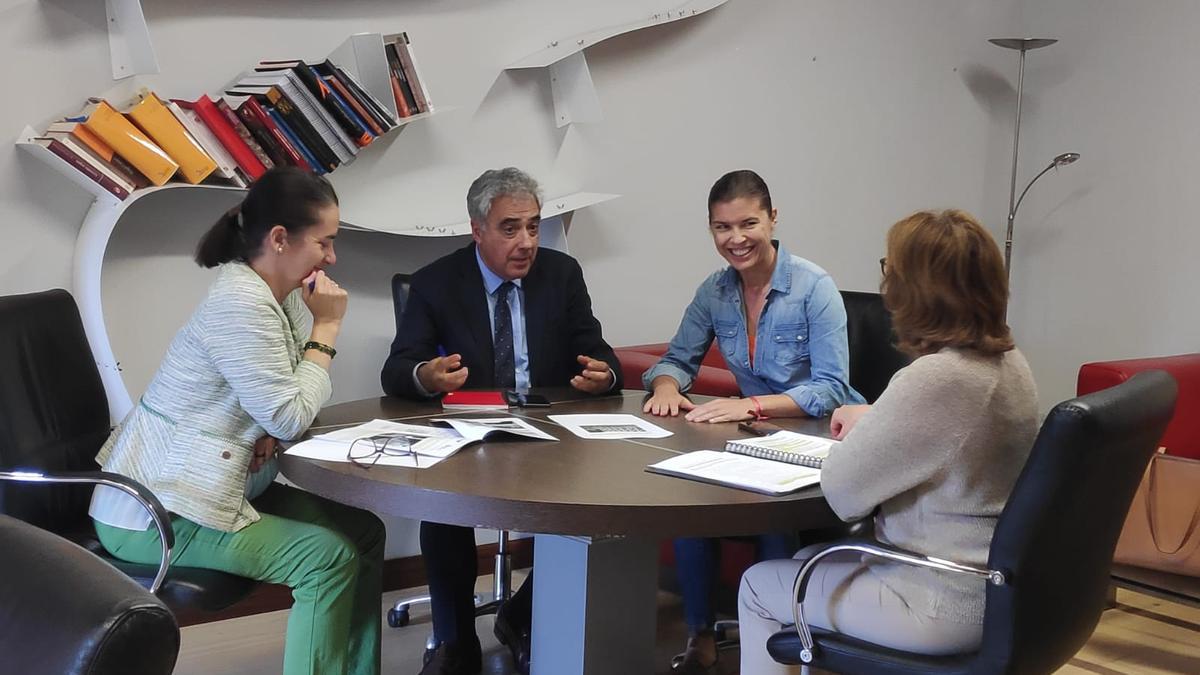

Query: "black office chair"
<box><xmin>385</xmin><ymin>273</ymin><xmax>517</xmax><ymax>631</ymax></box>
<box><xmin>840</xmin><ymin>290</ymin><xmax>911</xmax><ymax>403</ymax></box>
<box><xmin>765</xmin><ymin>370</ymin><xmax>1178</xmax><ymax>674</ymax></box>
<box><xmin>0</xmin><ymin>289</ymin><xmax>256</xmax><ymax>612</ymax></box>
<box><xmin>0</xmin><ymin>513</ymin><xmax>180</xmax><ymax>675</ymax></box>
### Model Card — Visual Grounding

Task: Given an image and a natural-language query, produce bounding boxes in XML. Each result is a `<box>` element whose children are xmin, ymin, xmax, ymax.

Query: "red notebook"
<box><xmin>441</xmin><ymin>391</ymin><xmax>508</xmax><ymax>410</ymax></box>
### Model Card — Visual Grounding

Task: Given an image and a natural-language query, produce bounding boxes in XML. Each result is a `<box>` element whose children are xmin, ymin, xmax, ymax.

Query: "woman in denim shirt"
<box><xmin>643</xmin><ymin>169</ymin><xmax>862</xmax><ymax>672</ymax></box>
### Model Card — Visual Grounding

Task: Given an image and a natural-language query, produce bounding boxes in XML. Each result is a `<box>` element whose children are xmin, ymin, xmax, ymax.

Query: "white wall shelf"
<box><xmin>18</xmin><ymin>30</ymin><xmax>448</xmax><ymax>421</ymax></box>
<box><xmin>504</xmin><ymin>0</ymin><xmax>727</xmax><ymax>127</ymax></box>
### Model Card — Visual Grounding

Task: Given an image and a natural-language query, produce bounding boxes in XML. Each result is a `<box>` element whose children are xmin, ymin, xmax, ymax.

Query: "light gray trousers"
<box><xmin>738</xmin><ymin>548</ymin><xmax>983</xmax><ymax>675</ymax></box>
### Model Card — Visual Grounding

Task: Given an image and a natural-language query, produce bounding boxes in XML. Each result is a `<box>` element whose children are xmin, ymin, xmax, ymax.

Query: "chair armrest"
<box><xmin>787</xmin><ymin>539</ymin><xmax>1007</xmax><ymax>664</ymax></box>
<box><xmin>0</xmin><ymin>469</ymin><xmax>174</xmax><ymax>594</ymax></box>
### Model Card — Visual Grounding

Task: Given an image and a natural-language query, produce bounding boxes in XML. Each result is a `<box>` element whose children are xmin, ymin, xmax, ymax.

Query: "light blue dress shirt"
<box><xmin>475</xmin><ymin>249</ymin><xmax>531</xmax><ymax>391</ymax></box>
<box><xmin>643</xmin><ymin>242</ymin><xmax>864</xmax><ymax>417</ymax></box>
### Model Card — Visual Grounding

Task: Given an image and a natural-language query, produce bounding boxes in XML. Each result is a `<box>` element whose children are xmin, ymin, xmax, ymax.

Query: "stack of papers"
<box><xmin>285</xmin><ymin>417</ymin><xmax>556</xmax><ymax>469</ymax></box>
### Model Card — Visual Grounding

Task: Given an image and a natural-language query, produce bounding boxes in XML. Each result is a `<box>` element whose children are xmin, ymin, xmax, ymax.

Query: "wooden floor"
<box><xmin>176</xmin><ymin>578</ymin><xmax>1200</xmax><ymax>675</ymax></box>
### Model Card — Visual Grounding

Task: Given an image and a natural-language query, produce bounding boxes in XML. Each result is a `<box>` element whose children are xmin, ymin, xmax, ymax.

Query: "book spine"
<box><xmin>128</xmin><ymin>93</ymin><xmax>217</xmax><ymax>184</ymax></box>
<box><xmin>262</xmin><ymin>88</ymin><xmax>339</xmax><ymax>172</ymax></box>
<box><xmin>326</xmin><ymin>60</ymin><xmax>397</xmax><ymax>127</ymax></box>
<box><xmin>235</xmin><ymin>99</ymin><xmax>293</xmax><ymax>168</ymax></box>
<box><xmin>215</xmin><ymin>98</ymin><xmax>275</xmax><ymax>172</ymax></box>
<box><xmin>50</xmin><ymin>130</ymin><xmax>142</xmax><ymax>189</ymax></box>
<box><xmin>166</xmin><ymin>100</ymin><xmax>241</xmax><ymax>181</ymax></box>
<box><xmin>194</xmin><ymin>95</ymin><xmax>267</xmax><ymax>180</ymax></box>
<box><xmin>243</xmin><ymin>98</ymin><xmax>311</xmax><ymax>171</ymax></box>
<box><xmin>276</xmin><ymin>74</ymin><xmax>356</xmax><ymax>159</ymax></box>
<box><xmin>83</xmin><ymin>100</ymin><xmax>179</xmax><ymax>186</ymax></box>
<box><xmin>384</xmin><ymin>43</ymin><xmax>417</xmax><ymax>116</ymax></box>
<box><xmin>291</xmin><ymin>64</ymin><xmax>373</xmax><ymax>147</ymax></box>
<box><xmin>266</xmin><ymin>107</ymin><xmax>325</xmax><ymax>174</ymax></box>
<box><xmin>393</xmin><ymin>33</ymin><xmax>429</xmax><ymax>113</ymax></box>
<box><xmin>320</xmin><ymin>71</ymin><xmax>384</xmax><ymax>135</ymax></box>
<box><xmin>308</xmin><ymin>66</ymin><xmax>375</xmax><ymax>143</ymax></box>
<box><xmin>66</xmin><ymin>123</ymin><xmax>146</xmax><ymax>185</ymax></box>
<box><xmin>40</xmin><ymin>138</ymin><xmax>130</xmax><ymax>200</ymax></box>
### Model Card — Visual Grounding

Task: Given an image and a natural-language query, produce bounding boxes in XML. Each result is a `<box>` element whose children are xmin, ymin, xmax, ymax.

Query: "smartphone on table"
<box><xmin>504</xmin><ymin>390</ymin><xmax>551</xmax><ymax>408</ymax></box>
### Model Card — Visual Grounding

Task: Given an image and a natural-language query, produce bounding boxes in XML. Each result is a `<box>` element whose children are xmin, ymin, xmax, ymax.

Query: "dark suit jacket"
<box><xmin>381</xmin><ymin>243</ymin><xmax>623</xmax><ymax>399</ymax></box>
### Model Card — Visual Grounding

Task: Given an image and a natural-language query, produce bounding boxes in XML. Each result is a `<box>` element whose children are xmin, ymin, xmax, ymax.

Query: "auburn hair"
<box><xmin>882</xmin><ymin>209</ymin><xmax>1014</xmax><ymax>357</ymax></box>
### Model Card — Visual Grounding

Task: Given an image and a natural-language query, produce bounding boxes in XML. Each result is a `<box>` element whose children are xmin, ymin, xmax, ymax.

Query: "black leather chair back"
<box><xmin>0</xmin><ymin>290</ymin><xmax>259</xmax><ymax>613</ymax></box>
<box><xmin>766</xmin><ymin>370</ymin><xmax>1177</xmax><ymax>675</ymax></box>
<box><xmin>840</xmin><ymin>290</ymin><xmax>910</xmax><ymax>403</ymax></box>
<box><xmin>977</xmin><ymin>370</ymin><xmax>1177</xmax><ymax>674</ymax></box>
<box><xmin>0</xmin><ymin>513</ymin><xmax>179</xmax><ymax>675</ymax></box>
<box><xmin>392</xmin><ymin>273</ymin><xmax>412</xmax><ymax>336</ymax></box>
<box><xmin>0</xmin><ymin>289</ymin><xmax>109</xmax><ymax>532</ymax></box>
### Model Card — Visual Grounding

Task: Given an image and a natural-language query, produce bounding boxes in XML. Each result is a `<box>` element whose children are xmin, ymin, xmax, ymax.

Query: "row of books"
<box><xmin>383</xmin><ymin>32</ymin><xmax>432</xmax><ymax>118</ymax></box>
<box><xmin>28</xmin><ymin>35</ymin><xmax>431</xmax><ymax>201</ymax></box>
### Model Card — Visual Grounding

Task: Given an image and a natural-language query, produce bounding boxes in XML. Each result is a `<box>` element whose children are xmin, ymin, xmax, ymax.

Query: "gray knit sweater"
<box><xmin>821</xmin><ymin>347</ymin><xmax>1038</xmax><ymax>624</ymax></box>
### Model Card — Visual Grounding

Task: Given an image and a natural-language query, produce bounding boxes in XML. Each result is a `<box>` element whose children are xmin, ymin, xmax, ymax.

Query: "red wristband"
<box><xmin>749</xmin><ymin>396</ymin><xmax>768</xmax><ymax>420</ymax></box>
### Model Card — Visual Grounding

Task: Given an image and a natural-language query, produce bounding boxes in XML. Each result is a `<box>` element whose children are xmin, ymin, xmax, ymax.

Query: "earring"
<box><xmin>277</xmin><ymin>246</ymin><xmax>283</xmax><ymax>253</ymax></box>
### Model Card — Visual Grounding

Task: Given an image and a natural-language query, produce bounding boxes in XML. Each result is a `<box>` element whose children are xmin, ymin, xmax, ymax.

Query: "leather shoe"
<box><xmin>493</xmin><ymin>601</ymin><xmax>531</xmax><ymax>675</ymax></box>
<box><xmin>671</xmin><ymin>631</ymin><xmax>719</xmax><ymax>674</ymax></box>
<box><xmin>418</xmin><ymin>636</ymin><xmax>482</xmax><ymax>675</ymax></box>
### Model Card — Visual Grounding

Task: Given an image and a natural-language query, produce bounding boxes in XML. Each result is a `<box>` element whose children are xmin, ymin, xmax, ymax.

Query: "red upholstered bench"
<box><xmin>1077</xmin><ymin>353</ymin><xmax>1200</xmax><ymax>607</ymax></box>
<box><xmin>615</xmin><ymin>343</ymin><xmax>741</xmax><ymax>399</ymax></box>
<box><xmin>1078</xmin><ymin>354</ymin><xmax>1200</xmax><ymax>460</ymax></box>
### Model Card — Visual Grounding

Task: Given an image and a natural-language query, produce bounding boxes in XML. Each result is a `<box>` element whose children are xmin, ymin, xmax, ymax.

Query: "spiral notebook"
<box><xmin>724</xmin><ymin>431</ymin><xmax>836</xmax><ymax>468</ymax></box>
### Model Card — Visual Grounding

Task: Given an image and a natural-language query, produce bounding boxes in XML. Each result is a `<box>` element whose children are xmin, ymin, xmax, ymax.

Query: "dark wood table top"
<box><xmin>278</xmin><ymin>388</ymin><xmax>839</xmax><ymax>537</ymax></box>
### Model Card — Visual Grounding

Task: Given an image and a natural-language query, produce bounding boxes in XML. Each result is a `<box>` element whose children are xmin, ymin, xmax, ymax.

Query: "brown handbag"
<box><xmin>1113</xmin><ymin>448</ymin><xmax>1200</xmax><ymax>576</ymax></box>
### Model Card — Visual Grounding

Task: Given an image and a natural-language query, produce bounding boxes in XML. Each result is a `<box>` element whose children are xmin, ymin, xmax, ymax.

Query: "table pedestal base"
<box><xmin>531</xmin><ymin>534</ymin><xmax>658</xmax><ymax>675</ymax></box>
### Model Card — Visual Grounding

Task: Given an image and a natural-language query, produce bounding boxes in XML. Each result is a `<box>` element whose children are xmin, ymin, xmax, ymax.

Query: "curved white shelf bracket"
<box><xmin>71</xmin><ymin>185</ymin><xmax>245</xmax><ymax>422</ymax></box>
<box><xmin>504</xmin><ymin>0</ymin><xmax>728</xmax><ymax>127</ymax></box>
<box><xmin>106</xmin><ymin>0</ymin><xmax>159</xmax><ymax>80</ymax></box>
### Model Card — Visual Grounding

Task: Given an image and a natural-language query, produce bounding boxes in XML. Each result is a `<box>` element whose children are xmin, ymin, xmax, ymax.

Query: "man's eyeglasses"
<box><xmin>879</xmin><ymin>257</ymin><xmax>888</xmax><ymax>277</ymax></box>
<box><xmin>347</xmin><ymin>434</ymin><xmax>422</xmax><ymax>468</ymax></box>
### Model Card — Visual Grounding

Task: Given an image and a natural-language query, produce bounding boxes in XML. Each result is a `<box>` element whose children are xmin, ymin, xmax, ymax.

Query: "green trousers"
<box><xmin>95</xmin><ymin>483</ymin><xmax>385</xmax><ymax>675</ymax></box>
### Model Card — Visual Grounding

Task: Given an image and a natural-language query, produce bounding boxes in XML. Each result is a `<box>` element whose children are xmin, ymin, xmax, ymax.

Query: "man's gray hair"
<box><xmin>466</xmin><ymin>167</ymin><xmax>542</xmax><ymax>224</ymax></box>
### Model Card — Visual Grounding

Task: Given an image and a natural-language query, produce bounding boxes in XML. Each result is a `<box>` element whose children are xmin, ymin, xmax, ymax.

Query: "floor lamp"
<box><xmin>990</xmin><ymin>37</ymin><xmax>1080</xmax><ymax>281</ymax></box>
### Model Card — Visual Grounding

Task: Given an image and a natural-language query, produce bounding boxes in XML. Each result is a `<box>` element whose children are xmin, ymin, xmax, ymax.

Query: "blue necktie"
<box><xmin>493</xmin><ymin>281</ymin><xmax>516</xmax><ymax>389</ymax></box>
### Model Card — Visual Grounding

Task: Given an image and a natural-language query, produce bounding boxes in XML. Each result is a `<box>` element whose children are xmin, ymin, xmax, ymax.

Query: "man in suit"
<box><xmin>381</xmin><ymin>167</ymin><xmax>623</xmax><ymax>675</ymax></box>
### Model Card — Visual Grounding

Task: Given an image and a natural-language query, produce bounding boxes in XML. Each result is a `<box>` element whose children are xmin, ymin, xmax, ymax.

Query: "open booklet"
<box><xmin>284</xmin><ymin>417</ymin><xmax>556</xmax><ymax>469</ymax></box>
<box><xmin>646</xmin><ymin>451</ymin><xmax>822</xmax><ymax>496</ymax></box>
<box><xmin>645</xmin><ymin>431</ymin><xmax>835</xmax><ymax>495</ymax></box>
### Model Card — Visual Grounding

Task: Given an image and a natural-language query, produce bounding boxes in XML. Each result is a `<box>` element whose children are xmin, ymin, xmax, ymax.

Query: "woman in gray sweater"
<box><xmin>738</xmin><ymin>209</ymin><xmax>1039</xmax><ymax>673</ymax></box>
<box><xmin>90</xmin><ymin>168</ymin><xmax>385</xmax><ymax>675</ymax></box>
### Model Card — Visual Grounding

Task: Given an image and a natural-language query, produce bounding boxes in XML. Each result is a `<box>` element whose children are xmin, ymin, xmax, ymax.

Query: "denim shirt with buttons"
<box><xmin>644</xmin><ymin>243</ymin><xmax>864</xmax><ymax>417</ymax></box>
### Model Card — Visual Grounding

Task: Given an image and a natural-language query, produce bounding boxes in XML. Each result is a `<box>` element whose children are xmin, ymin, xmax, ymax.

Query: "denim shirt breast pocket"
<box><xmin>770</xmin><ymin>323</ymin><xmax>810</xmax><ymax>365</ymax></box>
<box><xmin>714</xmin><ymin>319</ymin><xmax>740</xmax><ymax>360</ymax></box>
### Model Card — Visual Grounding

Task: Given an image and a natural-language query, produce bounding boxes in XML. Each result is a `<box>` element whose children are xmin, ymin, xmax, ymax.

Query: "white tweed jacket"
<box><xmin>94</xmin><ymin>262</ymin><xmax>332</xmax><ymax>532</ymax></box>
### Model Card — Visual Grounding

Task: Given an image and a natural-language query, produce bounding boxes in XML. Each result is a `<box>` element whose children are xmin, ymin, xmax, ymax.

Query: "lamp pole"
<box><xmin>989</xmin><ymin>38</ymin><xmax>1058</xmax><ymax>280</ymax></box>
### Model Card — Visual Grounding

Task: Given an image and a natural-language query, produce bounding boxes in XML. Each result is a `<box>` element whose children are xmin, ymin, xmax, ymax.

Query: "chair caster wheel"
<box><xmin>387</xmin><ymin>607</ymin><xmax>410</xmax><ymax>628</ymax></box>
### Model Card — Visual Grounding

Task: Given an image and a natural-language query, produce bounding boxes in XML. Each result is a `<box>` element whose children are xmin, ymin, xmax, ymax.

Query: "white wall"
<box><xmin>4</xmin><ymin>0</ymin><xmax>1042</xmax><ymax>557</ymax></box>
<box><xmin>1006</xmin><ymin>0</ymin><xmax>1200</xmax><ymax>405</ymax></box>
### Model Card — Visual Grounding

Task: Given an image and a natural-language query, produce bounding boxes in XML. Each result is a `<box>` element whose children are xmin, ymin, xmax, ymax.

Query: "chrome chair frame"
<box><xmin>0</xmin><ymin>469</ymin><xmax>174</xmax><ymax>593</ymax></box>
<box><xmin>789</xmin><ymin>540</ymin><xmax>1008</xmax><ymax>664</ymax></box>
<box><xmin>389</xmin><ymin>529</ymin><xmax>515</xmax><ymax>636</ymax></box>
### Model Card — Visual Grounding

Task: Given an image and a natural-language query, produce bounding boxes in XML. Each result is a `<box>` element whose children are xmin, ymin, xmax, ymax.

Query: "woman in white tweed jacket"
<box><xmin>89</xmin><ymin>167</ymin><xmax>385</xmax><ymax>675</ymax></box>
<box><xmin>738</xmin><ymin>209</ymin><xmax>1039</xmax><ymax>673</ymax></box>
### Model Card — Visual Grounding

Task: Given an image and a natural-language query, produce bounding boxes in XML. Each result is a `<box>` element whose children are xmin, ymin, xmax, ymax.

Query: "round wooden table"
<box><xmin>279</xmin><ymin>388</ymin><xmax>840</xmax><ymax>675</ymax></box>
